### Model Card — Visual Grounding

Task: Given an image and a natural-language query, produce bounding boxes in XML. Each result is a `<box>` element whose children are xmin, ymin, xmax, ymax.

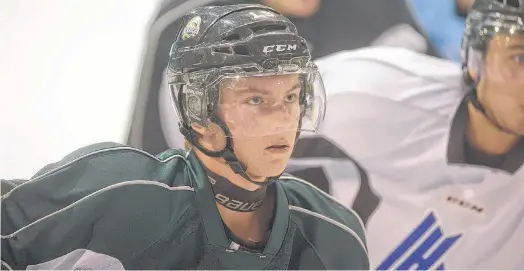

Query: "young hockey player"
<box><xmin>0</xmin><ymin>4</ymin><xmax>368</xmax><ymax>270</ymax></box>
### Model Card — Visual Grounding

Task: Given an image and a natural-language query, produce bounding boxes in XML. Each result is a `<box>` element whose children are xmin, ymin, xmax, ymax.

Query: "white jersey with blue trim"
<box><xmin>288</xmin><ymin>47</ymin><xmax>524</xmax><ymax>270</ymax></box>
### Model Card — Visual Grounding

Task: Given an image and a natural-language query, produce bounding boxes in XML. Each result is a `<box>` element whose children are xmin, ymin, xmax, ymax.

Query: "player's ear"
<box><xmin>191</xmin><ymin>122</ymin><xmax>227</xmax><ymax>151</ymax></box>
<box><xmin>466</xmin><ymin>48</ymin><xmax>482</xmax><ymax>83</ymax></box>
<box><xmin>191</xmin><ymin>123</ymin><xmax>213</xmax><ymax>137</ymax></box>
<box><xmin>191</xmin><ymin>122</ymin><xmax>225</xmax><ymax>137</ymax></box>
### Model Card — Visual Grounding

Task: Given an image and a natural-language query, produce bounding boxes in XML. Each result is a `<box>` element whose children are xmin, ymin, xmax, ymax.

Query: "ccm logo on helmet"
<box><xmin>215</xmin><ymin>194</ymin><xmax>263</xmax><ymax>212</ymax></box>
<box><xmin>262</xmin><ymin>44</ymin><xmax>298</xmax><ymax>54</ymax></box>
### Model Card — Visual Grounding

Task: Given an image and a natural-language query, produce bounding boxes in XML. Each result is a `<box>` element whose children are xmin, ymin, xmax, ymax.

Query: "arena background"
<box><xmin>0</xmin><ymin>0</ymin><xmax>466</xmax><ymax>179</ymax></box>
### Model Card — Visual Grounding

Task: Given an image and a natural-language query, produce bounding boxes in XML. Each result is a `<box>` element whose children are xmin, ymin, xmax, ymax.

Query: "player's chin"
<box><xmin>253</xmin><ymin>161</ymin><xmax>288</xmax><ymax>178</ymax></box>
<box><xmin>505</xmin><ymin>119</ymin><xmax>524</xmax><ymax>135</ymax></box>
<box><xmin>512</xmin><ymin>126</ymin><xmax>524</xmax><ymax>136</ymax></box>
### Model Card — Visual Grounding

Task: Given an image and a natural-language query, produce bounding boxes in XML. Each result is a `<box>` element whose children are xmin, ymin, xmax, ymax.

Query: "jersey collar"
<box><xmin>447</xmin><ymin>97</ymin><xmax>524</xmax><ymax>174</ymax></box>
<box><xmin>187</xmin><ymin>150</ymin><xmax>290</xmax><ymax>257</ymax></box>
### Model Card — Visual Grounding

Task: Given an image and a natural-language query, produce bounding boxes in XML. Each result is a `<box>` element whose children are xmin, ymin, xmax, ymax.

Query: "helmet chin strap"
<box><xmin>465</xmin><ymin>86</ymin><xmax>521</xmax><ymax>136</ymax></box>
<box><xmin>179</xmin><ymin>115</ymin><xmax>281</xmax><ymax>187</ymax></box>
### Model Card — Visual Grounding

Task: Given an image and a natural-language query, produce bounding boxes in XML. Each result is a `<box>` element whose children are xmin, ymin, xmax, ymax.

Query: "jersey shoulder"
<box><xmin>279</xmin><ymin>175</ymin><xmax>366</xmax><ymax>239</ymax></box>
<box><xmin>279</xmin><ymin>174</ymin><xmax>368</xmax><ymax>268</ymax></box>
<box><xmin>1</xmin><ymin>142</ymin><xmax>193</xmax><ymax>230</ymax></box>
<box><xmin>308</xmin><ymin>47</ymin><xmax>464</xmax><ymax>174</ymax></box>
<box><xmin>1</xmin><ymin>143</ymin><xmax>197</xmax><ymax>269</ymax></box>
<box><xmin>2</xmin><ymin>142</ymin><xmax>193</xmax><ymax>207</ymax></box>
<box><xmin>316</xmin><ymin>47</ymin><xmax>463</xmax><ymax>115</ymax></box>
<box><xmin>5</xmin><ymin>142</ymin><xmax>189</xmax><ymax>186</ymax></box>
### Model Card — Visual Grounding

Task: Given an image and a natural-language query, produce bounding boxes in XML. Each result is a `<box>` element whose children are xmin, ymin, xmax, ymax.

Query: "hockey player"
<box><xmin>288</xmin><ymin>0</ymin><xmax>524</xmax><ymax>269</ymax></box>
<box><xmin>0</xmin><ymin>4</ymin><xmax>368</xmax><ymax>270</ymax></box>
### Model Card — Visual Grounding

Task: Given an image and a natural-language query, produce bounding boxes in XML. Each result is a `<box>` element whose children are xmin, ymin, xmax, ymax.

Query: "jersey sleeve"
<box><xmin>1</xmin><ymin>142</ymin><xmax>128</xmax><ymax>266</ymax></box>
<box><xmin>0</xmin><ymin>142</ymin><xmax>187</xmax><ymax>268</ymax></box>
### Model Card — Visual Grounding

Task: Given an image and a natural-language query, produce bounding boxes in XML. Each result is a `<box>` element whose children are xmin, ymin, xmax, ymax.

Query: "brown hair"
<box><xmin>184</xmin><ymin>139</ymin><xmax>193</xmax><ymax>150</ymax></box>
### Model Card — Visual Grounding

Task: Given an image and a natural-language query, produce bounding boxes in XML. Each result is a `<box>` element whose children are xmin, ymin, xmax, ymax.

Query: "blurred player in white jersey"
<box><xmin>288</xmin><ymin>0</ymin><xmax>524</xmax><ymax>269</ymax></box>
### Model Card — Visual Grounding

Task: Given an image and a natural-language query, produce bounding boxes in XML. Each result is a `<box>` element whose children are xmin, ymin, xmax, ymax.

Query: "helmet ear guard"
<box><xmin>462</xmin><ymin>46</ymin><xmax>483</xmax><ymax>86</ymax></box>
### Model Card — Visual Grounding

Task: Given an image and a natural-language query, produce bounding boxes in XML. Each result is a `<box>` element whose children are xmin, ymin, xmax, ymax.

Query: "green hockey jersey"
<box><xmin>1</xmin><ymin>142</ymin><xmax>368</xmax><ymax>270</ymax></box>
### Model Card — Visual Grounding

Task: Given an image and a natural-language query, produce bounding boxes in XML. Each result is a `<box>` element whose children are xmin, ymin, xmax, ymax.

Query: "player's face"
<box><xmin>217</xmin><ymin>74</ymin><xmax>301</xmax><ymax>177</ymax></box>
<box><xmin>478</xmin><ymin>34</ymin><xmax>524</xmax><ymax>135</ymax></box>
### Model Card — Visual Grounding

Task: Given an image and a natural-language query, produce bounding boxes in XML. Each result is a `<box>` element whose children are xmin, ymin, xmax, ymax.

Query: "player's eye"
<box><xmin>511</xmin><ymin>54</ymin><xmax>524</xmax><ymax>66</ymax></box>
<box><xmin>284</xmin><ymin>93</ymin><xmax>298</xmax><ymax>103</ymax></box>
<box><xmin>246</xmin><ymin>96</ymin><xmax>262</xmax><ymax>105</ymax></box>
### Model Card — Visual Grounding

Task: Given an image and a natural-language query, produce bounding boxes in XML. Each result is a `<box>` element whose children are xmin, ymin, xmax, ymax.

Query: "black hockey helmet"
<box><xmin>166</xmin><ymin>4</ymin><xmax>326</xmax><ymax>185</ymax></box>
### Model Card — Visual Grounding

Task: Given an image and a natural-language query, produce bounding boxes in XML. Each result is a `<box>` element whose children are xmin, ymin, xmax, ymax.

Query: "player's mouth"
<box><xmin>265</xmin><ymin>144</ymin><xmax>291</xmax><ymax>153</ymax></box>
